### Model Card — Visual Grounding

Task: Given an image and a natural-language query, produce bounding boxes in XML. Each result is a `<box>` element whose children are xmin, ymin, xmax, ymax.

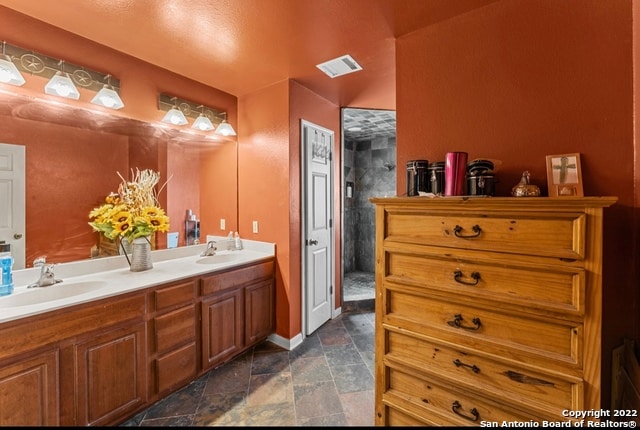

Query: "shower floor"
<box><xmin>343</xmin><ymin>271</ymin><xmax>375</xmax><ymax>302</ymax></box>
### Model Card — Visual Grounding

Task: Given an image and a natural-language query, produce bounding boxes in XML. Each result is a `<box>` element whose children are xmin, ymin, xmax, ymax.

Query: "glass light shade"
<box><xmin>161</xmin><ymin>107</ymin><xmax>188</xmax><ymax>125</ymax></box>
<box><xmin>0</xmin><ymin>56</ymin><xmax>25</xmax><ymax>86</ymax></box>
<box><xmin>192</xmin><ymin>114</ymin><xmax>214</xmax><ymax>131</ymax></box>
<box><xmin>91</xmin><ymin>85</ymin><xmax>124</xmax><ymax>109</ymax></box>
<box><xmin>214</xmin><ymin>120</ymin><xmax>237</xmax><ymax>136</ymax></box>
<box><xmin>44</xmin><ymin>72</ymin><xmax>80</xmax><ymax>99</ymax></box>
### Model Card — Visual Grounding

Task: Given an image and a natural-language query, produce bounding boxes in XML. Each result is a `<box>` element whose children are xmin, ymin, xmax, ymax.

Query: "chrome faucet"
<box><xmin>200</xmin><ymin>240</ymin><xmax>217</xmax><ymax>257</ymax></box>
<box><xmin>28</xmin><ymin>263</ymin><xmax>63</xmax><ymax>288</ymax></box>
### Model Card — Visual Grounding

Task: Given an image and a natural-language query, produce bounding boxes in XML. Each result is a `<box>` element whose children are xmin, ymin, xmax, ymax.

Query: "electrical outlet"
<box><xmin>252</xmin><ymin>221</ymin><xmax>259</xmax><ymax>233</ymax></box>
<box><xmin>220</xmin><ymin>218</ymin><xmax>225</xmax><ymax>230</ymax></box>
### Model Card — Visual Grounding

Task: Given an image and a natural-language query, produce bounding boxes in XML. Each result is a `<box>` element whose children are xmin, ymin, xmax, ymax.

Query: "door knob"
<box><xmin>308</xmin><ymin>239</ymin><xmax>318</xmax><ymax>246</ymax></box>
<box><xmin>13</xmin><ymin>233</ymin><xmax>22</xmax><ymax>239</ymax></box>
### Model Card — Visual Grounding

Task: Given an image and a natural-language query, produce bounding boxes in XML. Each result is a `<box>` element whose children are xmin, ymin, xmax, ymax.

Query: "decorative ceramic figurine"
<box><xmin>511</xmin><ymin>171</ymin><xmax>541</xmax><ymax>197</ymax></box>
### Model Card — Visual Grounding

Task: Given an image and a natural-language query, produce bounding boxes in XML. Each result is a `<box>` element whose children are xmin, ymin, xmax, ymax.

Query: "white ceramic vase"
<box><xmin>130</xmin><ymin>236</ymin><xmax>153</xmax><ymax>272</ymax></box>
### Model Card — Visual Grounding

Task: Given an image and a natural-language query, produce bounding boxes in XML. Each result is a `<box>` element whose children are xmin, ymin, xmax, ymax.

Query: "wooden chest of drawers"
<box><xmin>370</xmin><ymin>196</ymin><xmax>616</xmax><ymax>426</ymax></box>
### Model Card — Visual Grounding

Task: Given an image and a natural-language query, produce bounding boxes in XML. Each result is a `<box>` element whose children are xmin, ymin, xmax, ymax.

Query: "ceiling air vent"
<box><xmin>316</xmin><ymin>54</ymin><xmax>363</xmax><ymax>78</ymax></box>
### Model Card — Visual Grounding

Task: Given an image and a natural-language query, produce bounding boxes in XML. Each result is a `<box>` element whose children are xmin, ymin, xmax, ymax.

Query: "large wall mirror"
<box><xmin>0</xmin><ymin>91</ymin><xmax>238</xmax><ymax>269</ymax></box>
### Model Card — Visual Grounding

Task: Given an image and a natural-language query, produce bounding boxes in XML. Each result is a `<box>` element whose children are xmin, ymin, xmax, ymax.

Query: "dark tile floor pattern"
<box><xmin>120</xmin><ymin>310</ymin><xmax>375</xmax><ymax>427</ymax></box>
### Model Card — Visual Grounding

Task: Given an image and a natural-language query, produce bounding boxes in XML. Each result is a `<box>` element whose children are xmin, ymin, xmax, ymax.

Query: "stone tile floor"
<box><xmin>120</xmin><ymin>310</ymin><xmax>375</xmax><ymax>427</ymax></box>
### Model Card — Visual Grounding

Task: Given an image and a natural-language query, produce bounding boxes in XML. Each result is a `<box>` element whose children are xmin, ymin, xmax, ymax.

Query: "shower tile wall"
<box><xmin>344</xmin><ymin>136</ymin><xmax>396</xmax><ymax>273</ymax></box>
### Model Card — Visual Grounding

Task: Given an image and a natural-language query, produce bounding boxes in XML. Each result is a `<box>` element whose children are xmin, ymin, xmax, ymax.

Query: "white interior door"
<box><xmin>302</xmin><ymin>120</ymin><xmax>334</xmax><ymax>335</ymax></box>
<box><xmin>0</xmin><ymin>143</ymin><xmax>26</xmax><ymax>269</ymax></box>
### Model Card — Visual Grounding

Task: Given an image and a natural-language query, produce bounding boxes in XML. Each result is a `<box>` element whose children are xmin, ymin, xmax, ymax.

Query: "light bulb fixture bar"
<box><xmin>158</xmin><ymin>93</ymin><xmax>234</xmax><ymax>136</ymax></box>
<box><xmin>1</xmin><ymin>41</ymin><xmax>121</xmax><ymax>93</ymax></box>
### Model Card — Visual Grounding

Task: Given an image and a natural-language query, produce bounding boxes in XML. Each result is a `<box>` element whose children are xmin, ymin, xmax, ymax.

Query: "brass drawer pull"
<box><xmin>451</xmin><ymin>400</ymin><xmax>480</xmax><ymax>422</ymax></box>
<box><xmin>447</xmin><ymin>314</ymin><xmax>482</xmax><ymax>331</ymax></box>
<box><xmin>453</xmin><ymin>358</ymin><xmax>480</xmax><ymax>373</ymax></box>
<box><xmin>453</xmin><ymin>270</ymin><xmax>480</xmax><ymax>286</ymax></box>
<box><xmin>453</xmin><ymin>224</ymin><xmax>482</xmax><ymax>238</ymax></box>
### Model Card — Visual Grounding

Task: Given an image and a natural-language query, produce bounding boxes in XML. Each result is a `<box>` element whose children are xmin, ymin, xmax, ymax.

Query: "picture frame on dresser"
<box><xmin>546</xmin><ymin>153</ymin><xmax>584</xmax><ymax>197</ymax></box>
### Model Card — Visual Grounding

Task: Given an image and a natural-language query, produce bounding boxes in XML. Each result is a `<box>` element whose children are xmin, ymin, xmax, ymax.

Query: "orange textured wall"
<box><xmin>396</xmin><ymin>0</ymin><xmax>635</xmax><ymax>407</ymax></box>
<box><xmin>238</xmin><ymin>80</ymin><xmax>340</xmax><ymax>340</ymax></box>
<box><xmin>238</xmin><ymin>81</ymin><xmax>293</xmax><ymax>337</ymax></box>
<box><xmin>199</xmin><ymin>142</ymin><xmax>239</xmax><ymax>238</ymax></box>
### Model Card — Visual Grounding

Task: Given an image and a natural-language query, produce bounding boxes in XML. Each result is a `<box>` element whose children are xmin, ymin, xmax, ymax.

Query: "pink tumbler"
<box><xmin>444</xmin><ymin>152</ymin><xmax>468</xmax><ymax>196</ymax></box>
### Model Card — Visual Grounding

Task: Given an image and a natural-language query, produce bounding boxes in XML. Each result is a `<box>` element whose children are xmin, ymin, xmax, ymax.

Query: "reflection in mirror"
<box><xmin>0</xmin><ymin>90</ymin><xmax>238</xmax><ymax>268</ymax></box>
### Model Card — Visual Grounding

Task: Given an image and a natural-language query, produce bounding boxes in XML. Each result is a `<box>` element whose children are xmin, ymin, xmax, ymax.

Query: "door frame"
<box><xmin>300</xmin><ymin>119</ymin><xmax>335</xmax><ymax>336</ymax></box>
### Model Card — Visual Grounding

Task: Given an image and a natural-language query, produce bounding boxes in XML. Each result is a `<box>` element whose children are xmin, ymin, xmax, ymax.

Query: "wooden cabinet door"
<box><xmin>0</xmin><ymin>350</ymin><xmax>59</xmax><ymax>426</ymax></box>
<box><xmin>73</xmin><ymin>323</ymin><xmax>147</xmax><ymax>426</ymax></box>
<box><xmin>245</xmin><ymin>279</ymin><xmax>274</xmax><ymax>344</ymax></box>
<box><xmin>201</xmin><ymin>288</ymin><xmax>244</xmax><ymax>370</ymax></box>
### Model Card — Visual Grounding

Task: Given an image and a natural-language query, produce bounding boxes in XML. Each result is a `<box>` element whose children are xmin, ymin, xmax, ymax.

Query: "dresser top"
<box><xmin>370</xmin><ymin>196</ymin><xmax>618</xmax><ymax>211</ymax></box>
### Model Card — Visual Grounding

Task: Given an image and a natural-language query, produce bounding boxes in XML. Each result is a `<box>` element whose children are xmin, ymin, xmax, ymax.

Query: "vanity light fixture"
<box><xmin>44</xmin><ymin>60</ymin><xmax>80</xmax><ymax>100</ymax></box>
<box><xmin>161</xmin><ymin>96</ymin><xmax>189</xmax><ymax>125</ymax></box>
<box><xmin>91</xmin><ymin>74</ymin><xmax>124</xmax><ymax>109</ymax></box>
<box><xmin>191</xmin><ymin>105</ymin><xmax>215</xmax><ymax>131</ymax></box>
<box><xmin>158</xmin><ymin>93</ymin><xmax>230</xmax><ymax>134</ymax></box>
<box><xmin>214</xmin><ymin>112</ymin><xmax>237</xmax><ymax>136</ymax></box>
<box><xmin>0</xmin><ymin>41</ymin><xmax>123</xmax><ymax>105</ymax></box>
<box><xmin>0</xmin><ymin>41</ymin><xmax>25</xmax><ymax>86</ymax></box>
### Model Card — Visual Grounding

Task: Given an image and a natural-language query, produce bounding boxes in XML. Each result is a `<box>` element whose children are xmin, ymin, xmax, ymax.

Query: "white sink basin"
<box><xmin>196</xmin><ymin>253</ymin><xmax>242</xmax><ymax>265</ymax></box>
<box><xmin>0</xmin><ymin>280</ymin><xmax>109</xmax><ymax>307</ymax></box>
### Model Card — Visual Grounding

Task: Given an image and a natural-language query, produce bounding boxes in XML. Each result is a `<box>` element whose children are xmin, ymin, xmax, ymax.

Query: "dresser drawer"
<box><xmin>384</xmin><ymin>208</ymin><xmax>586</xmax><ymax>260</ymax></box>
<box><xmin>385</xmin><ymin>286</ymin><xmax>582</xmax><ymax>367</ymax></box>
<box><xmin>384</xmin><ymin>406</ymin><xmax>430</xmax><ymax>426</ymax></box>
<box><xmin>386</xmin><ymin>251</ymin><xmax>585</xmax><ymax>318</ymax></box>
<box><xmin>385</xmin><ymin>329</ymin><xmax>583</xmax><ymax>413</ymax></box>
<box><xmin>384</xmin><ymin>364</ymin><xmax>539</xmax><ymax>425</ymax></box>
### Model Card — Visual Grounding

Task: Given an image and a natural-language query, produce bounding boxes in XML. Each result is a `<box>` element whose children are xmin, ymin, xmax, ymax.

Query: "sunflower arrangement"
<box><xmin>89</xmin><ymin>168</ymin><xmax>170</xmax><ymax>242</ymax></box>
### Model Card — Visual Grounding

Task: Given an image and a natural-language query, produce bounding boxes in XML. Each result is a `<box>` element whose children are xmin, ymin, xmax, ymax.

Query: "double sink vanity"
<box><xmin>0</xmin><ymin>237</ymin><xmax>276</xmax><ymax>426</ymax></box>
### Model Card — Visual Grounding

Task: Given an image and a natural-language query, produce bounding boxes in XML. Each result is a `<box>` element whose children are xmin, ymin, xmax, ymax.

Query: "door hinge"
<box><xmin>329</xmin><ymin>151</ymin><xmax>332</xmax><ymax>161</ymax></box>
<box><xmin>330</xmin><ymin>285</ymin><xmax>333</xmax><ymax>294</ymax></box>
<box><xmin>329</xmin><ymin>219</ymin><xmax>332</xmax><ymax>228</ymax></box>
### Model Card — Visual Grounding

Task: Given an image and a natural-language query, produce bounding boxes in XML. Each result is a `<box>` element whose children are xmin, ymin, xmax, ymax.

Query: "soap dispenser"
<box><xmin>0</xmin><ymin>243</ymin><xmax>14</xmax><ymax>296</ymax></box>
<box><xmin>234</xmin><ymin>232</ymin><xmax>242</xmax><ymax>250</ymax></box>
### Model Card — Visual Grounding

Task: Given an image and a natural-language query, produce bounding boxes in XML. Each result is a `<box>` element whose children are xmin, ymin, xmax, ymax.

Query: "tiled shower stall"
<box><xmin>342</xmin><ymin>135</ymin><xmax>396</xmax><ymax>302</ymax></box>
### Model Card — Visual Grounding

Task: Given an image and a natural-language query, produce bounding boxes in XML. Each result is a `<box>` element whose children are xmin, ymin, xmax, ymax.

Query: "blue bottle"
<box><xmin>0</xmin><ymin>243</ymin><xmax>14</xmax><ymax>296</ymax></box>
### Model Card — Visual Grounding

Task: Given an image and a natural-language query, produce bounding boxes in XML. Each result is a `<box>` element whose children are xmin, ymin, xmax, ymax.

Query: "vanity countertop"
<box><xmin>0</xmin><ymin>237</ymin><xmax>275</xmax><ymax>324</ymax></box>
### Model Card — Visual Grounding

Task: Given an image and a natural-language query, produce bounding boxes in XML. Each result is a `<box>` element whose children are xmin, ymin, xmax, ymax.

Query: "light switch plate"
<box><xmin>252</xmin><ymin>221</ymin><xmax>259</xmax><ymax>233</ymax></box>
<box><xmin>220</xmin><ymin>218</ymin><xmax>225</xmax><ymax>230</ymax></box>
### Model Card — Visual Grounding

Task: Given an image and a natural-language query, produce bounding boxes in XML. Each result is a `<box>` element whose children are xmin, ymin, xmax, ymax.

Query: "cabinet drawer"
<box><xmin>386</xmin><ymin>287</ymin><xmax>582</xmax><ymax>367</ymax></box>
<box><xmin>385</xmin><ymin>329</ymin><xmax>583</xmax><ymax>413</ymax></box>
<box><xmin>201</xmin><ymin>260</ymin><xmax>274</xmax><ymax>296</ymax></box>
<box><xmin>156</xmin><ymin>342</ymin><xmax>197</xmax><ymax>394</ymax></box>
<box><xmin>386</xmin><ymin>251</ymin><xmax>585</xmax><ymax>318</ymax></box>
<box><xmin>154</xmin><ymin>305</ymin><xmax>196</xmax><ymax>354</ymax></box>
<box><xmin>385</xmin><ymin>365</ymin><xmax>539</xmax><ymax>425</ymax></box>
<box><xmin>154</xmin><ymin>281</ymin><xmax>195</xmax><ymax>312</ymax></box>
<box><xmin>384</xmin><ymin>209</ymin><xmax>586</xmax><ymax>260</ymax></box>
